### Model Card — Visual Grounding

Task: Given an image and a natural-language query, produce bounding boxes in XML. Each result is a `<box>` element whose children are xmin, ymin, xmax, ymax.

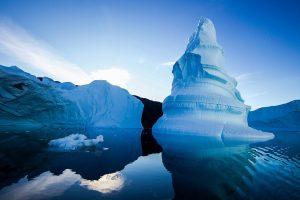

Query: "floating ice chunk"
<box><xmin>48</xmin><ymin>134</ymin><xmax>104</xmax><ymax>151</ymax></box>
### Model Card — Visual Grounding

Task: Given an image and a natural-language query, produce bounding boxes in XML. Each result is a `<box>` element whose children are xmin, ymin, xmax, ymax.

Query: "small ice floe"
<box><xmin>48</xmin><ymin>134</ymin><xmax>103</xmax><ymax>151</ymax></box>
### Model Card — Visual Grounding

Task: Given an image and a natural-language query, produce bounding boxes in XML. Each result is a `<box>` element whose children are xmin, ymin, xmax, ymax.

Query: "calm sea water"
<box><xmin>0</xmin><ymin>128</ymin><xmax>299</xmax><ymax>200</ymax></box>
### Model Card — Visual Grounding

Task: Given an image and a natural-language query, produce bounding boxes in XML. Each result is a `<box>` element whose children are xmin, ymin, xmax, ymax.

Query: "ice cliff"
<box><xmin>249</xmin><ymin>100</ymin><xmax>300</xmax><ymax>132</ymax></box>
<box><xmin>0</xmin><ymin>65</ymin><xmax>143</xmax><ymax>130</ymax></box>
<box><xmin>153</xmin><ymin>18</ymin><xmax>274</xmax><ymax>140</ymax></box>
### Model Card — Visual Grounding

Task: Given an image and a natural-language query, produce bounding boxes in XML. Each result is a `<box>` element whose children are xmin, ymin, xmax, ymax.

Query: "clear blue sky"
<box><xmin>0</xmin><ymin>0</ymin><xmax>299</xmax><ymax>109</ymax></box>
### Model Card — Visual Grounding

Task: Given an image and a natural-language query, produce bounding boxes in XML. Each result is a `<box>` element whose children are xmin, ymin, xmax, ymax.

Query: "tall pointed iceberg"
<box><xmin>153</xmin><ymin>18</ymin><xmax>274</xmax><ymax>140</ymax></box>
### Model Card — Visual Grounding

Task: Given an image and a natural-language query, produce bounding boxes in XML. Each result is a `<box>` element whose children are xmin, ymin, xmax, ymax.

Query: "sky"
<box><xmin>0</xmin><ymin>0</ymin><xmax>299</xmax><ymax>109</ymax></box>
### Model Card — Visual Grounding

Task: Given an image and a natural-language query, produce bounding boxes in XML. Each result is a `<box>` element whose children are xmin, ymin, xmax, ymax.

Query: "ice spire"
<box><xmin>186</xmin><ymin>17</ymin><xmax>218</xmax><ymax>52</ymax></box>
<box><xmin>185</xmin><ymin>17</ymin><xmax>224</xmax><ymax>67</ymax></box>
<box><xmin>153</xmin><ymin>18</ymin><xmax>274</xmax><ymax>141</ymax></box>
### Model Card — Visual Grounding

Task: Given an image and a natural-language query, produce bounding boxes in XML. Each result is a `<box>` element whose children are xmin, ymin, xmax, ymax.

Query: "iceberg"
<box><xmin>0</xmin><ymin>65</ymin><xmax>143</xmax><ymax>130</ymax></box>
<box><xmin>248</xmin><ymin>100</ymin><xmax>300</xmax><ymax>132</ymax></box>
<box><xmin>153</xmin><ymin>17</ymin><xmax>274</xmax><ymax>140</ymax></box>
<box><xmin>48</xmin><ymin>134</ymin><xmax>104</xmax><ymax>151</ymax></box>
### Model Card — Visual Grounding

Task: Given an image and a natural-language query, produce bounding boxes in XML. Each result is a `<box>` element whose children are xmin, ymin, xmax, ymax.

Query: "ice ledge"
<box><xmin>153</xmin><ymin>118</ymin><xmax>274</xmax><ymax>142</ymax></box>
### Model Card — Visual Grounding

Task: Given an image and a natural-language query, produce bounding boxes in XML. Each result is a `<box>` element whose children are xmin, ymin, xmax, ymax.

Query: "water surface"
<box><xmin>0</xmin><ymin>128</ymin><xmax>299</xmax><ymax>200</ymax></box>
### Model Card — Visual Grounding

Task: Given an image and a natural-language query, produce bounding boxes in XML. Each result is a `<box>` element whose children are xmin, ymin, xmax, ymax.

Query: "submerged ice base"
<box><xmin>154</xmin><ymin>117</ymin><xmax>274</xmax><ymax>141</ymax></box>
<box><xmin>153</xmin><ymin>17</ymin><xmax>274</xmax><ymax>140</ymax></box>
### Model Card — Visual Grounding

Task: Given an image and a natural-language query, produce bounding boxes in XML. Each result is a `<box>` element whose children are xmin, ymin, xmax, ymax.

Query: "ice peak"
<box><xmin>186</xmin><ymin>17</ymin><xmax>219</xmax><ymax>53</ymax></box>
<box><xmin>197</xmin><ymin>17</ymin><xmax>214</xmax><ymax>30</ymax></box>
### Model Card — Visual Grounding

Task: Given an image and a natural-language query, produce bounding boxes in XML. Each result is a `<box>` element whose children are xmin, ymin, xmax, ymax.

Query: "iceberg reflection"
<box><xmin>80</xmin><ymin>172</ymin><xmax>125</xmax><ymax>194</ymax></box>
<box><xmin>153</xmin><ymin>132</ymin><xmax>272</xmax><ymax>199</ymax></box>
<box><xmin>0</xmin><ymin>169</ymin><xmax>126</xmax><ymax>200</ymax></box>
<box><xmin>0</xmin><ymin>169</ymin><xmax>81</xmax><ymax>200</ymax></box>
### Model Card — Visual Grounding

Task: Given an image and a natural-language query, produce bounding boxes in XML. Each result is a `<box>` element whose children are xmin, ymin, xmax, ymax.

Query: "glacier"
<box><xmin>0</xmin><ymin>65</ymin><xmax>143</xmax><ymax>131</ymax></box>
<box><xmin>248</xmin><ymin>100</ymin><xmax>300</xmax><ymax>132</ymax></box>
<box><xmin>153</xmin><ymin>17</ymin><xmax>274</xmax><ymax>140</ymax></box>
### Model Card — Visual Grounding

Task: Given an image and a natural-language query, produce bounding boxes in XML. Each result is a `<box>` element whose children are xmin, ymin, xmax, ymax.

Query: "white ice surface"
<box><xmin>248</xmin><ymin>100</ymin><xmax>300</xmax><ymax>132</ymax></box>
<box><xmin>0</xmin><ymin>65</ymin><xmax>143</xmax><ymax>129</ymax></box>
<box><xmin>154</xmin><ymin>17</ymin><xmax>274</xmax><ymax>140</ymax></box>
<box><xmin>48</xmin><ymin>134</ymin><xmax>103</xmax><ymax>151</ymax></box>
